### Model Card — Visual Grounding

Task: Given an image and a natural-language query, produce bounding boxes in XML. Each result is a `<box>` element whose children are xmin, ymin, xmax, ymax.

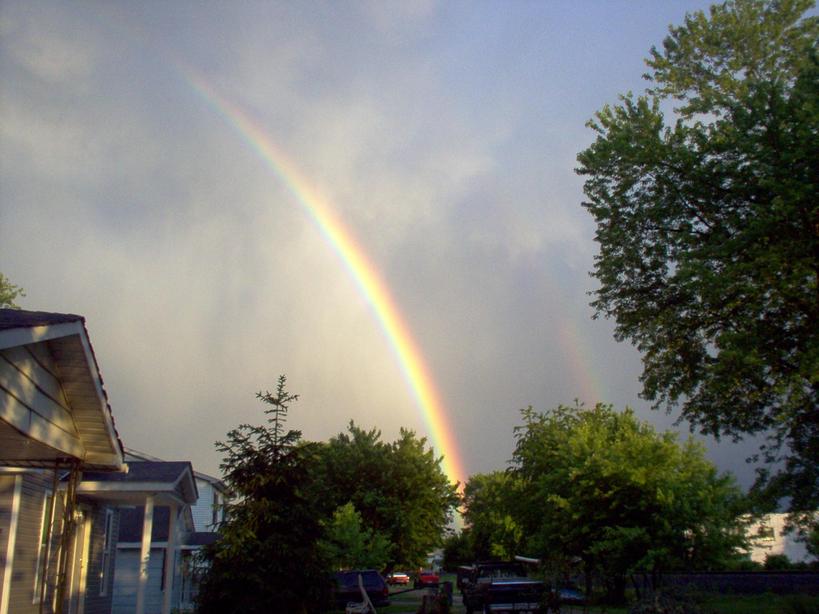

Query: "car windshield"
<box><xmin>479</xmin><ymin>565</ymin><xmax>526</xmax><ymax>579</ymax></box>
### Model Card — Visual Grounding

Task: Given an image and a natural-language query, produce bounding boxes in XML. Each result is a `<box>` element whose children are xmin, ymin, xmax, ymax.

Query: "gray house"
<box><xmin>78</xmin><ymin>462</ymin><xmax>197</xmax><ymax>614</ymax></box>
<box><xmin>122</xmin><ymin>450</ymin><xmax>225</xmax><ymax>611</ymax></box>
<box><xmin>0</xmin><ymin>309</ymin><xmax>125</xmax><ymax>614</ymax></box>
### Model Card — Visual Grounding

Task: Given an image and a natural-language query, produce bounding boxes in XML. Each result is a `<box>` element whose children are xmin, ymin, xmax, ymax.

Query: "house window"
<box><xmin>33</xmin><ymin>490</ymin><xmax>56</xmax><ymax>603</ymax></box>
<box><xmin>99</xmin><ymin>509</ymin><xmax>115</xmax><ymax>596</ymax></box>
<box><xmin>757</xmin><ymin>523</ymin><xmax>775</xmax><ymax>541</ymax></box>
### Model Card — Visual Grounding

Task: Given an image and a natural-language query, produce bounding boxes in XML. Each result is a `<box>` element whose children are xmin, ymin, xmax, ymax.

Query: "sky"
<box><xmin>0</xmin><ymin>0</ymin><xmax>765</xmax><ymax>488</ymax></box>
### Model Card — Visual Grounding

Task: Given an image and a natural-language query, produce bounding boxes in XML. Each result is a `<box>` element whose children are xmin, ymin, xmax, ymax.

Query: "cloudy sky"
<box><xmin>0</xmin><ymin>0</ymin><xmax>763</xmax><ymax>487</ymax></box>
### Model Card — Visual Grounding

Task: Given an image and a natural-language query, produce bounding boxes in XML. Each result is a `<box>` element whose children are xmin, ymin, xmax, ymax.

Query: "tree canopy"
<box><xmin>319</xmin><ymin>502</ymin><xmax>392</xmax><ymax>571</ymax></box>
<box><xmin>0</xmin><ymin>273</ymin><xmax>25</xmax><ymax>309</ymax></box>
<box><xmin>315</xmin><ymin>422</ymin><xmax>460</xmax><ymax>569</ymax></box>
<box><xmin>197</xmin><ymin>378</ymin><xmax>460</xmax><ymax>612</ymax></box>
<box><xmin>510</xmin><ymin>403</ymin><xmax>748</xmax><ymax>603</ymax></box>
<box><xmin>461</xmin><ymin>471</ymin><xmax>523</xmax><ymax>561</ymax></box>
<box><xmin>576</xmin><ymin>0</ymin><xmax>819</xmax><ymax>518</ymax></box>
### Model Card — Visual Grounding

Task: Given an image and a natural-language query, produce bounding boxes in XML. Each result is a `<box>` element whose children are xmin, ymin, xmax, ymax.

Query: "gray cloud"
<box><xmin>1</xmin><ymin>0</ymin><xmax>760</xmax><ymax>488</ymax></box>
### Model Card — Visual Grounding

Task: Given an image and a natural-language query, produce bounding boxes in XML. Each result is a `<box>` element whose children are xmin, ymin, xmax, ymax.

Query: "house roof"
<box><xmin>79</xmin><ymin>460</ymin><xmax>199</xmax><ymax>505</ymax></box>
<box><xmin>0</xmin><ymin>309</ymin><xmax>125</xmax><ymax>470</ymax></box>
<box><xmin>0</xmin><ymin>309</ymin><xmax>84</xmax><ymax>330</ymax></box>
<box><xmin>125</xmin><ymin>447</ymin><xmax>228</xmax><ymax>494</ymax></box>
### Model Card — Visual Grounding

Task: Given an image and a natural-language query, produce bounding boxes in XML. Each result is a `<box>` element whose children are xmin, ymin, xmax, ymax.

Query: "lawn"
<box><xmin>330</xmin><ymin>575</ymin><xmax>819</xmax><ymax>614</ymax></box>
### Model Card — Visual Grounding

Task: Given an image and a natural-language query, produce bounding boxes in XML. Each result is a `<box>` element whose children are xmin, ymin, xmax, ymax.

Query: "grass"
<box><xmin>330</xmin><ymin>575</ymin><xmax>819</xmax><ymax>614</ymax></box>
<box><xmin>574</xmin><ymin>592</ymin><xmax>819</xmax><ymax>614</ymax></box>
<box><xmin>697</xmin><ymin>592</ymin><xmax>819</xmax><ymax>614</ymax></box>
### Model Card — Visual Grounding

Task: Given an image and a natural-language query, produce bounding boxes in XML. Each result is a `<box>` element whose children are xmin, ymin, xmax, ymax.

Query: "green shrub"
<box><xmin>763</xmin><ymin>553</ymin><xmax>793</xmax><ymax>570</ymax></box>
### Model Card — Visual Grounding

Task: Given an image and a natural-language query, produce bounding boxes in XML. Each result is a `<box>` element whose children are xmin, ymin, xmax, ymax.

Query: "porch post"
<box><xmin>136</xmin><ymin>495</ymin><xmax>154</xmax><ymax>614</ymax></box>
<box><xmin>161</xmin><ymin>503</ymin><xmax>178</xmax><ymax>614</ymax></box>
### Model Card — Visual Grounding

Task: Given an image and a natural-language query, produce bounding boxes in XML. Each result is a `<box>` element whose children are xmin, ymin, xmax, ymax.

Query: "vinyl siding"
<box><xmin>112</xmin><ymin>548</ymin><xmax>164</xmax><ymax>614</ymax></box>
<box><xmin>81</xmin><ymin>505</ymin><xmax>119</xmax><ymax>614</ymax></box>
<box><xmin>0</xmin><ymin>472</ymin><xmax>119</xmax><ymax>614</ymax></box>
<box><xmin>5</xmin><ymin>472</ymin><xmax>62</xmax><ymax>614</ymax></box>
<box><xmin>0</xmin><ymin>344</ymin><xmax>84</xmax><ymax>459</ymax></box>
<box><xmin>190</xmin><ymin>480</ymin><xmax>216</xmax><ymax>532</ymax></box>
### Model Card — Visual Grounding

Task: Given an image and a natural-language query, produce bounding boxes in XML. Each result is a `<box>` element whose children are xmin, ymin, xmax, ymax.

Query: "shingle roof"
<box><xmin>0</xmin><ymin>308</ymin><xmax>83</xmax><ymax>330</ymax></box>
<box><xmin>83</xmin><ymin>461</ymin><xmax>193</xmax><ymax>484</ymax></box>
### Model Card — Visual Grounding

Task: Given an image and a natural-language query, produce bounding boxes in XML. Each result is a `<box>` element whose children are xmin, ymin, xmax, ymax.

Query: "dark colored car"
<box><xmin>557</xmin><ymin>584</ymin><xmax>585</xmax><ymax>605</ymax></box>
<box><xmin>333</xmin><ymin>570</ymin><xmax>390</xmax><ymax>609</ymax></box>
<box><xmin>460</xmin><ymin>562</ymin><xmax>545</xmax><ymax>614</ymax></box>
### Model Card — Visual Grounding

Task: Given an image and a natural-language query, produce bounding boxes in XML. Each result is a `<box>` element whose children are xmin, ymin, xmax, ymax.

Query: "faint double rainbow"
<box><xmin>182</xmin><ymin>67</ymin><xmax>465</xmax><ymax>487</ymax></box>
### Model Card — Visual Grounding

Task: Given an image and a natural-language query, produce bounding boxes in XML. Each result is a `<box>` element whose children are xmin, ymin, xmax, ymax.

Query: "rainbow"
<box><xmin>182</xmin><ymin>68</ymin><xmax>465</xmax><ymax>487</ymax></box>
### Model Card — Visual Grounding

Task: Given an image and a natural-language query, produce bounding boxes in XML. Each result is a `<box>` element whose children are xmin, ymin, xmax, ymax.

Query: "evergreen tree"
<box><xmin>196</xmin><ymin>376</ymin><xmax>331</xmax><ymax>614</ymax></box>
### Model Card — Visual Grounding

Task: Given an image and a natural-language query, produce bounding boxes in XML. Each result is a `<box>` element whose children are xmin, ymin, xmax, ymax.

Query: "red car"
<box><xmin>414</xmin><ymin>569</ymin><xmax>440</xmax><ymax>588</ymax></box>
<box><xmin>386</xmin><ymin>571</ymin><xmax>410</xmax><ymax>585</ymax></box>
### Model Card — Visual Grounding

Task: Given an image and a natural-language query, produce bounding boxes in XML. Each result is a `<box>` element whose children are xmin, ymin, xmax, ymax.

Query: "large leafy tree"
<box><xmin>462</xmin><ymin>471</ymin><xmax>524</xmax><ymax>561</ymax></box>
<box><xmin>319</xmin><ymin>502</ymin><xmax>392</xmax><ymax>570</ymax></box>
<box><xmin>511</xmin><ymin>403</ymin><xmax>748</xmax><ymax>603</ymax></box>
<box><xmin>196</xmin><ymin>376</ymin><xmax>331</xmax><ymax>614</ymax></box>
<box><xmin>576</xmin><ymin>0</ymin><xmax>819</xmax><ymax>517</ymax></box>
<box><xmin>315</xmin><ymin>423</ymin><xmax>460</xmax><ymax>569</ymax></box>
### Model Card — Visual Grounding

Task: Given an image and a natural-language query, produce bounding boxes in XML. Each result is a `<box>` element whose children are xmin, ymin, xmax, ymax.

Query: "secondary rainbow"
<box><xmin>183</xmin><ymin>68</ymin><xmax>465</xmax><ymax>487</ymax></box>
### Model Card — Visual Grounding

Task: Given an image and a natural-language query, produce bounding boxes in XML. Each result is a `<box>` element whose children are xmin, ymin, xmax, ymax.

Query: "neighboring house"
<box><xmin>77</xmin><ymin>462</ymin><xmax>198</xmax><ymax>614</ymax></box>
<box><xmin>123</xmin><ymin>450</ymin><xmax>227</xmax><ymax>611</ymax></box>
<box><xmin>124</xmin><ymin>449</ymin><xmax>228</xmax><ymax>532</ymax></box>
<box><xmin>745</xmin><ymin>513</ymin><xmax>816</xmax><ymax>564</ymax></box>
<box><xmin>0</xmin><ymin>309</ymin><xmax>125</xmax><ymax>614</ymax></box>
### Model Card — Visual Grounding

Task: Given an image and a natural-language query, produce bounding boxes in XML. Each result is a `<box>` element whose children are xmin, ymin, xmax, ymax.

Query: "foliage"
<box><xmin>0</xmin><ymin>273</ymin><xmax>25</xmax><ymax>309</ymax></box>
<box><xmin>320</xmin><ymin>502</ymin><xmax>392</xmax><ymax>570</ymax></box>
<box><xmin>576</xmin><ymin>0</ymin><xmax>819</xmax><ymax>519</ymax></box>
<box><xmin>196</xmin><ymin>376</ymin><xmax>331</xmax><ymax>614</ymax></box>
<box><xmin>462</xmin><ymin>471</ymin><xmax>524</xmax><ymax>560</ymax></box>
<box><xmin>511</xmin><ymin>403</ymin><xmax>748</xmax><ymax>604</ymax></box>
<box><xmin>763</xmin><ymin>552</ymin><xmax>793</xmax><ymax>570</ymax></box>
<box><xmin>314</xmin><ymin>422</ymin><xmax>460</xmax><ymax>569</ymax></box>
<box><xmin>441</xmin><ymin>529</ymin><xmax>474</xmax><ymax>570</ymax></box>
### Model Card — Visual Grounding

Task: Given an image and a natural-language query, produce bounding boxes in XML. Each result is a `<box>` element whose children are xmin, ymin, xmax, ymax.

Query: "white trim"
<box><xmin>136</xmin><ymin>496</ymin><xmax>155</xmax><ymax>614</ymax></box>
<box><xmin>75</xmin><ymin>327</ymin><xmax>124</xmax><ymax>471</ymax></box>
<box><xmin>68</xmin><ymin>509</ymin><xmax>91</xmax><ymax>614</ymax></box>
<box><xmin>162</xmin><ymin>504</ymin><xmax>178</xmax><ymax>614</ymax></box>
<box><xmin>99</xmin><ymin>508</ymin><xmax>114</xmax><ymax>597</ymax></box>
<box><xmin>1</xmin><ymin>476</ymin><xmax>22</xmax><ymax>614</ymax></box>
<box><xmin>0</xmin><ymin>321</ymin><xmax>85</xmax><ymax>351</ymax></box>
<box><xmin>77</xmin><ymin>481</ymin><xmax>180</xmax><ymax>493</ymax></box>
<box><xmin>32</xmin><ymin>488</ymin><xmax>56</xmax><ymax>603</ymax></box>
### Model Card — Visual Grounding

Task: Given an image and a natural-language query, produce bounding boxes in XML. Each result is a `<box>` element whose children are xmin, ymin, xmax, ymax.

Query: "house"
<box><xmin>745</xmin><ymin>513</ymin><xmax>816</xmax><ymax>564</ymax></box>
<box><xmin>0</xmin><ymin>309</ymin><xmax>125</xmax><ymax>614</ymax></box>
<box><xmin>77</xmin><ymin>461</ymin><xmax>197</xmax><ymax>614</ymax></box>
<box><xmin>124</xmin><ymin>449</ymin><xmax>228</xmax><ymax>533</ymax></box>
<box><xmin>122</xmin><ymin>450</ymin><xmax>226</xmax><ymax>611</ymax></box>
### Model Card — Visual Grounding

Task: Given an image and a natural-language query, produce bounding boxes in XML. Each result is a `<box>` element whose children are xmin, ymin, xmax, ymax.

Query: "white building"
<box><xmin>745</xmin><ymin>513</ymin><xmax>815</xmax><ymax>564</ymax></box>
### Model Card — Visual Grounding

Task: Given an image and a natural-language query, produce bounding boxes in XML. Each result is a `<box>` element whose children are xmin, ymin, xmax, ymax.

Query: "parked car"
<box><xmin>459</xmin><ymin>561</ymin><xmax>545</xmax><ymax>614</ymax></box>
<box><xmin>557</xmin><ymin>583</ymin><xmax>585</xmax><ymax>605</ymax></box>
<box><xmin>333</xmin><ymin>570</ymin><xmax>390</xmax><ymax>609</ymax></box>
<box><xmin>386</xmin><ymin>571</ymin><xmax>410</xmax><ymax>585</ymax></box>
<box><xmin>414</xmin><ymin>569</ymin><xmax>440</xmax><ymax>588</ymax></box>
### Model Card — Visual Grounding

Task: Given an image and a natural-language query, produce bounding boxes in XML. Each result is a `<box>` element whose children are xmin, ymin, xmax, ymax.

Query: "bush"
<box><xmin>763</xmin><ymin>553</ymin><xmax>793</xmax><ymax>570</ymax></box>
